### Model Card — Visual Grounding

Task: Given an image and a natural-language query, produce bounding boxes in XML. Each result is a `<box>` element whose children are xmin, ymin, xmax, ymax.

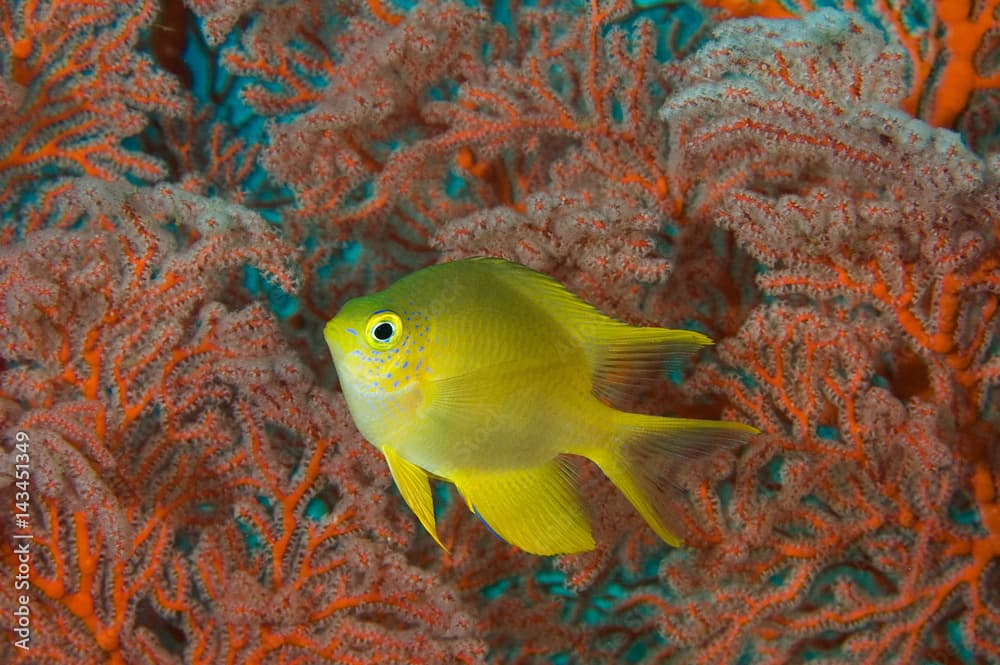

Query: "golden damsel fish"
<box><xmin>324</xmin><ymin>257</ymin><xmax>757</xmax><ymax>555</ymax></box>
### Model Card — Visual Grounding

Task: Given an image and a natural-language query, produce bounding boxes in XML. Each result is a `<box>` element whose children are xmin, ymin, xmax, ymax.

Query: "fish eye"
<box><xmin>373</xmin><ymin>321</ymin><xmax>394</xmax><ymax>341</ymax></box>
<box><xmin>365</xmin><ymin>310</ymin><xmax>403</xmax><ymax>349</ymax></box>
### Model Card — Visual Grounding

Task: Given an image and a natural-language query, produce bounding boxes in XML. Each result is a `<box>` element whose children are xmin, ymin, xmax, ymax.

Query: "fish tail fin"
<box><xmin>590</xmin><ymin>413</ymin><xmax>758</xmax><ymax>546</ymax></box>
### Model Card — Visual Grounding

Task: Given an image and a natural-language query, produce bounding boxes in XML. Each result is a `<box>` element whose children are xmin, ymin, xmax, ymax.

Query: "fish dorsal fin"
<box><xmin>450</xmin><ymin>458</ymin><xmax>595</xmax><ymax>555</ymax></box>
<box><xmin>470</xmin><ymin>257</ymin><xmax>713</xmax><ymax>405</ymax></box>
<box><xmin>469</xmin><ymin>257</ymin><xmax>613</xmax><ymax>336</ymax></box>
<box><xmin>382</xmin><ymin>446</ymin><xmax>447</xmax><ymax>551</ymax></box>
<box><xmin>588</xmin><ymin>327</ymin><xmax>712</xmax><ymax>406</ymax></box>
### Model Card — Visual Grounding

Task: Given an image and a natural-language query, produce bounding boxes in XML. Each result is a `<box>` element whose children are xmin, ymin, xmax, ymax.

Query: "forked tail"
<box><xmin>590</xmin><ymin>413</ymin><xmax>758</xmax><ymax>546</ymax></box>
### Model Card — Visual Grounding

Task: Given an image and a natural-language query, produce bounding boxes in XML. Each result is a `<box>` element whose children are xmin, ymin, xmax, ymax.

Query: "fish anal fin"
<box><xmin>452</xmin><ymin>459</ymin><xmax>595</xmax><ymax>555</ymax></box>
<box><xmin>383</xmin><ymin>446</ymin><xmax>447</xmax><ymax>551</ymax></box>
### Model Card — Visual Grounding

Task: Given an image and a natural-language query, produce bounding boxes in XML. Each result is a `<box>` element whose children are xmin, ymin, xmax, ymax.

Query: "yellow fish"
<box><xmin>324</xmin><ymin>257</ymin><xmax>757</xmax><ymax>555</ymax></box>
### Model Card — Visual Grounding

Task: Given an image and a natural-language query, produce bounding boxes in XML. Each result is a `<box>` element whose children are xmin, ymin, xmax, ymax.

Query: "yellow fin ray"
<box><xmin>383</xmin><ymin>446</ymin><xmax>447</xmax><ymax>551</ymax></box>
<box><xmin>426</xmin><ymin>358</ymin><xmax>560</xmax><ymax>423</ymax></box>
<box><xmin>451</xmin><ymin>460</ymin><xmax>594</xmax><ymax>555</ymax></box>
<box><xmin>589</xmin><ymin>328</ymin><xmax>712</xmax><ymax>405</ymax></box>
<box><xmin>463</xmin><ymin>257</ymin><xmax>713</xmax><ymax>405</ymax></box>
<box><xmin>592</xmin><ymin>415</ymin><xmax>759</xmax><ymax>546</ymax></box>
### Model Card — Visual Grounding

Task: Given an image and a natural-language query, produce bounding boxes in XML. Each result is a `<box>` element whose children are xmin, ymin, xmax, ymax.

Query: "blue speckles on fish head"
<box><xmin>323</xmin><ymin>293</ymin><xmax>433</xmax><ymax>399</ymax></box>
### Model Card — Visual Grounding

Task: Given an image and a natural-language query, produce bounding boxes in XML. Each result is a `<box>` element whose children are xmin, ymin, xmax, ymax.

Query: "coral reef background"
<box><xmin>0</xmin><ymin>0</ymin><xmax>998</xmax><ymax>663</ymax></box>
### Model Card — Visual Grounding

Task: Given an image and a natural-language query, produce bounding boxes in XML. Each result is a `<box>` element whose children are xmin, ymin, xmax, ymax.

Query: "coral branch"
<box><xmin>1</xmin><ymin>2</ymin><xmax>997</xmax><ymax>663</ymax></box>
<box><xmin>0</xmin><ymin>1</ymin><xmax>186</xmax><ymax>214</ymax></box>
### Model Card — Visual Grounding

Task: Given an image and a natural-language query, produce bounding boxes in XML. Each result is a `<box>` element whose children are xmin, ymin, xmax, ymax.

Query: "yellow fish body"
<box><xmin>324</xmin><ymin>257</ymin><xmax>757</xmax><ymax>555</ymax></box>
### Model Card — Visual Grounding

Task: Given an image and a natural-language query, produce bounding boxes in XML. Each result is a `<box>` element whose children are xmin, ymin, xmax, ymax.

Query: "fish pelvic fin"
<box><xmin>451</xmin><ymin>459</ymin><xmax>595</xmax><ymax>555</ymax></box>
<box><xmin>592</xmin><ymin>414</ymin><xmax>759</xmax><ymax>547</ymax></box>
<box><xmin>383</xmin><ymin>446</ymin><xmax>447</xmax><ymax>551</ymax></box>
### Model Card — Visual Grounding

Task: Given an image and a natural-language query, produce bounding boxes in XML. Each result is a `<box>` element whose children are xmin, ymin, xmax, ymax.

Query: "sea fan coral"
<box><xmin>1</xmin><ymin>1</ymin><xmax>996</xmax><ymax>663</ymax></box>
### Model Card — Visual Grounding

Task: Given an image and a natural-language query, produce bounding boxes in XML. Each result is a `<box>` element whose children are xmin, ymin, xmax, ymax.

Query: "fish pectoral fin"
<box><xmin>451</xmin><ymin>459</ymin><xmax>595</xmax><ymax>555</ymax></box>
<box><xmin>382</xmin><ymin>446</ymin><xmax>447</xmax><ymax>552</ymax></box>
<box><xmin>424</xmin><ymin>359</ymin><xmax>562</xmax><ymax>431</ymax></box>
<box><xmin>428</xmin><ymin>358</ymin><xmax>558</xmax><ymax>409</ymax></box>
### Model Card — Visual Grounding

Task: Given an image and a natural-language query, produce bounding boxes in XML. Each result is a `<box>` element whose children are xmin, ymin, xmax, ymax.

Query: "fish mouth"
<box><xmin>324</xmin><ymin>294</ymin><xmax>380</xmax><ymax>363</ymax></box>
<box><xmin>323</xmin><ymin>318</ymin><xmax>352</xmax><ymax>360</ymax></box>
